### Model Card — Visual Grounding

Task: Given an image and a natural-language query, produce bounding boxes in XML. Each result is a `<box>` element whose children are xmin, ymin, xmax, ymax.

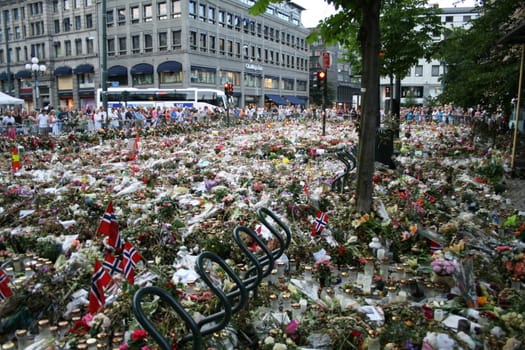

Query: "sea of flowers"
<box><xmin>0</xmin><ymin>117</ymin><xmax>524</xmax><ymax>350</ymax></box>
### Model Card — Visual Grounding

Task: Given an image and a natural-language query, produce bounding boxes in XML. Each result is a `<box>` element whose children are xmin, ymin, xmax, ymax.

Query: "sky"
<box><xmin>295</xmin><ymin>0</ymin><xmax>478</xmax><ymax>28</ymax></box>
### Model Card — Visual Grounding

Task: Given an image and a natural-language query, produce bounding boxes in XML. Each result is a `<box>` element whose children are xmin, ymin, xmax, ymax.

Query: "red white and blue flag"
<box><xmin>430</xmin><ymin>240</ymin><xmax>443</xmax><ymax>254</ymax></box>
<box><xmin>98</xmin><ymin>202</ymin><xmax>123</xmax><ymax>251</ymax></box>
<box><xmin>312</xmin><ymin>211</ymin><xmax>329</xmax><ymax>236</ymax></box>
<box><xmin>89</xmin><ymin>260</ymin><xmax>112</xmax><ymax>314</ymax></box>
<box><xmin>0</xmin><ymin>269</ymin><xmax>13</xmax><ymax>301</ymax></box>
<box><xmin>103</xmin><ymin>253</ymin><xmax>123</xmax><ymax>276</ymax></box>
<box><xmin>120</xmin><ymin>242</ymin><xmax>143</xmax><ymax>284</ymax></box>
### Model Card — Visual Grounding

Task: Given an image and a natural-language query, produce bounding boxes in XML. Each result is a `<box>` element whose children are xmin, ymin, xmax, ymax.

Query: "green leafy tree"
<box><xmin>380</xmin><ymin>0</ymin><xmax>444</xmax><ymax>117</ymax></box>
<box><xmin>436</xmin><ymin>0</ymin><xmax>524</xmax><ymax>112</ymax></box>
<box><xmin>252</xmin><ymin>0</ymin><xmax>381</xmax><ymax>213</ymax></box>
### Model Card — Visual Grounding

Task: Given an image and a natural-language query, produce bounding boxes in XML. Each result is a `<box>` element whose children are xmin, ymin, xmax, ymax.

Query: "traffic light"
<box><xmin>317</xmin><ymin>70</ymin><xmax>327</xmax><ymax>92</ymax></box>
<box><xmin>224</xmin><ymin>83</ymin><xmax>234</xmax><ymax>97</ymax></box>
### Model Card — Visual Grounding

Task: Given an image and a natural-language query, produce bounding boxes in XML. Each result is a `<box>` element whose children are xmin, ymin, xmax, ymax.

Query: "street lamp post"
<box><xmin>25</xmin><ymin>57</ymin><xmax>47</xmax><ymax>111</ymax></box>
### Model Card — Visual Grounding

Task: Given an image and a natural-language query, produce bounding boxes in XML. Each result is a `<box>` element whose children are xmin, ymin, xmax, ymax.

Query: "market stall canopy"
<box><xmin>0</xmin><ymin>91</ymin><xmax>24</xmax><ymax>105</ymax></box>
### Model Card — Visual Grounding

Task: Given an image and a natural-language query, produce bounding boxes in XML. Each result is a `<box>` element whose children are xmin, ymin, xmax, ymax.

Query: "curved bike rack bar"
<box><xmin>132</xmin><ymin>207</ymin><xmax>291</xmax><ymax>349</ymax></box>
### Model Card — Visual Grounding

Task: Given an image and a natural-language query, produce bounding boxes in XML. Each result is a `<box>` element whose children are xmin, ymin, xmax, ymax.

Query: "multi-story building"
<box><xmin>379</xmin><ymin>5</ymin><xmax>480</xmax><ymax>110</ymax></box>
<box><xmin>0</xmin><ymin>0</ymin><xmax>310</xmax><ymax>111</ymax></box>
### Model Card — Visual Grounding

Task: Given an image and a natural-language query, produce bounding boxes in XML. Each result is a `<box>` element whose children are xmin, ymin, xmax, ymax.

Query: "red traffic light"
<box><xmin>317</xmin><ymin>71</ymin><xmax>326</xmax><ymax>80</ymax></box>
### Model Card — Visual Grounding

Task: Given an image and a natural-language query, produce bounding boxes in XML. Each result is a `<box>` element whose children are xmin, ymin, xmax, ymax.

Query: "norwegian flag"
<box><xmin>89</xmin><ymin>260</ymin><xmax>112</xmax><ymax>314</ymax></box>
<box><xmin>430</xmin><ymin>240</ymin><xmax>443</xmax><ymax>254</ymax></box>
<box><xmin>98</xmin><ymin>202</ymin><xmax>118</xmax><ymax>236</ymax></box>
<box><xmin>98</xmin><ymin>202</ymin><xmax>123</xmax><ymax>251</ymax></box>
<box><xmin>312</xmin><ymin>211</ymin><xmax>329</xmax><ymax>236</ymax></box>
<box><xmin>120</xmin><ymin>242</ymin><xmax>143</xmax><ymax>284</ymax></box>
<box><xmin>103</xmin><ymin>253</ymin><xmax>123</xmax><ymax>276</ymax></box>
<box><xmin>0</xmin><ymin>269</ymin><xmax>13</xmax><ymax>301</ymax></box>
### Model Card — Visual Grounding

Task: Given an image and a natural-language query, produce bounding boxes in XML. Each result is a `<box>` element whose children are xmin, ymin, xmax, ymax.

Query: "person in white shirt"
<box><xmin>108</xmin><ymin>107</ymin><xmax>120</xmax><ymax>129</ymax></box>
<box><xmin>94</xmin><ymin>106</ymin><xmax>106</xmax><ymax>130</ymax></box>
<box><xmin>38</xmin><ymin>109</ymin><xmax>50</xmax><ymax>135</ymax></box>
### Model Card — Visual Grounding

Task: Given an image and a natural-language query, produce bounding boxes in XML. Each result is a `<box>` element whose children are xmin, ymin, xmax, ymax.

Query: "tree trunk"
<box><xmin>355</xmin><ymin>1</ymin><xmax>381</xmax><ymax>214</ymax></box>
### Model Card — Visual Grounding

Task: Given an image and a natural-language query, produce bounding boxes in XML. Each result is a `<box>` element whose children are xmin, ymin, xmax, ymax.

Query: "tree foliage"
<box><xmin>380</xmin><ymin>0</ymin><xmax>443</xmax><ymax>81</ymax></box>
<box><xmin>436</xmin><ymin>0</ymin><xmax>524</xmax><ymax>113</ymax></box>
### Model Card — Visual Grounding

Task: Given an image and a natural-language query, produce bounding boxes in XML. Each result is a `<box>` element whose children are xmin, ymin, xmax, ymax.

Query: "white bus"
<box><xmin>96</xmin><ymin>87</ymin><xmax>228</xmax><ymax>110</ymax></box>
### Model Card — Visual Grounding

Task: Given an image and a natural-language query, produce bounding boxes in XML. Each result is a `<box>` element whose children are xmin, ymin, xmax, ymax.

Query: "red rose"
<box><xmin>131</xmin><ymin>329</ymin><xmax>148</xmax><ymax>342</ymax></box>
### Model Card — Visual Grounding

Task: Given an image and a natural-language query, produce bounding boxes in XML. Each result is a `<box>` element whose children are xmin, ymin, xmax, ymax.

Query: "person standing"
<box><xmin>94</xmin><ymin>106</ymin><xmax>106</xmax><ymax>130</ymax></box>
<box><xmin>37</xmin><ymin>109</ymin><xmax>50</xmax><ymax>135</ymax></box>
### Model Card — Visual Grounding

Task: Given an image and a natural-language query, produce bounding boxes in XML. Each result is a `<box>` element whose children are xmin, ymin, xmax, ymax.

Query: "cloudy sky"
<box><xmin>294</xmin><ymin>0</ymin><xmax>477</xmax><ymax>28</ymax></box>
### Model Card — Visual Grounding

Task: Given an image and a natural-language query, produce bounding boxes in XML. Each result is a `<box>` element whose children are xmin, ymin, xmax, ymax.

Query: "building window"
<box><xmin>172</xmin><ymin>30</ymin><xmax>181</xmax><ymax>50</ymax></box>
<box><xmin>191</xmin><ymin>67</ymin><xmax>216</xmax><ymax>84</ymax></box>
<box><xmin>445</xmin><ymin>16</ymin><xmax>453</xmax><ymax>23</ymax></box>
<box><xmin>143</xmin><ymin>4</ymin><xmax>152</xmax><ymax>22</ymax></box>
<box><xmin>414</xmin><ymin>65</ymin><xmax>423</xmax><ymax>77</ymax></box>
<box><xmin>75</xmin><ymin>15</ymin><xmax>81</xmax><ymax>30</ymax></box>
<box><xmin>209</xmin><ymin>35</ymin><xmax>216</xmax><ymax>53</ymax></box>
<box><xmin>219</xmin><ymin>38</ymin><xmax>225</xmax><ymax>55</ymax></box>
<box><xmin>199</xmin><ymin>33</ymin><xmax>207</xmax><ymax>52</ymax></box>
<box><xmin>189</xmin><ymin>1</ymin><xmax>196</xmax><ymax>19</ymax></box>
<box><xmin>106</xmin><ymin>10</ymin><xmax>114</xmax><ymax>27</ymax></box>
<box><xmin>244</xmin><ymin>73</ymin><xmax>261</xmax><ymax>88</ymax></box>
<box><xmin>218</xmin><ymin>11</ymin><xmax>224</xmax><ymax>27</ymax></box>
<box><xmin>431</xmin><ymin>65</ymin><xmax>440</xmax><ymax>77</ymax></box>
<box><xmin>65</xmin><ymin>40</ymin><xmax>72</xmax><ymax>56</ymax></box>
<box><xmin>53</xmin><ymin>1</ymin><xmax>59</xmax><ymax>12</ymax></box>
<box><xmin>78</xmin><ymin>73</ymin><xmax>94</xmax><ymax>88</ymax></box>
<box><xmin>132</xmin><ymin>35</ymin><xmax>140</xmax><ymax>54</ymax></box>
<box><xmin>54</xmin><ymin>20</ymin><xmax>60</xmax><ymax>33</ymax></box>
<box><xmin>463</xmin><ymin>15</ymin><xmax>471</xmax><ymax>22</ymax></box>
<box><xmin>158</xmin><ymin>2</ymin><xmax>167</xmax><ymax>20</ymax></box>
<box><xmin>297</xmin><ymin>80</ymin><xmax>307</xmax><ymax>91</ymax></box>
<box><xmin>227</xmin><ymin>40</ymin><xmax>233</xmax><ymax>56</ymax></box>
<box><xmin>63</xmin><ymin>0</ymin><xmax>70</xmax><ymax>10</ymax></box>
<box><xmin>171</xmin><ymin>0</ymin><xmax>181</xmax><ymax>18</ymax></box>
<box><xmin>117</xmin><ymin>8</ymin><xmax>126</xmax><ymax>25</ymax></box>
<box><xmin>85</xmin><ymin>14</ymin><xmax>93</xmax><ymax>28</ymax></box>
<box><xmin>208</xmin><ymin>7</ymin><xmax>215</xmax><ymax>24</ymax></box>
<box><xmin>85</xmin><ymin>0</ymin><xmax>93</xmax><ymax>5</ymax></box>
<box><xmin>159</xmin><ymin>32</ymin><xmax>167</xmax><ymax>51</ymax></box>
<box><xmin>132</xmin><ymin>72</ymin><xmax>153</xmax><ymax>86</ymax></box>
<box><xmin>14</xmin><ymin>26</ymin><xmax>20</xmax><ymax>39</ymax></box>
<box><xmin>160</xmin><ymin>71</ymin><xmax>182</xmax><ymax>84</ymax></box>
<box><xmin>198</xmin><ymin>4</ymin><xmax>205</xmax><ymax>21</ymax></box>
<box><xmin>118</xmin><ymin>37</ymin><xmax>126</xmax><ymax>55</ymax></box>
<box><xmin>107</xmin><ymin>38</ymin><xmax>115</xmax><ymax>56</ymax></box>
<box><xmin>235</xmin><ymin>42</ymin><xmax>241</xmax><ymax>58</ymax></box>
<box><xmin>144</xmin><ymin>33</ymin><xmax>153</xmax><ymax>52</ymax></box>
<box><xmin>220</xmin><ymin>71</ymin><xmax>240</xmax><ymax>85</ymax></box>
<box><xmin>402</xmin><ymin>86</ymin><xmax>423</xmax><ymax>98</ymax></box>
<box><xmin>131</xmin><ymin>6</ymin><xmax>140</xmax><ymax>24</ymax></box>
<box><xmin>264</xmin><ymin>76</ymin><xmax>279</xmax><ymax>89</ymax></box>
<box><xmin>189</xmin><ymin>31</ymin><xmax>197</xmax><ymax>50</ymax></box>
<box><xmin>235</xmin><ymin>16</ymin><xmax>241</xmax><ymax>31</ymax></box>
<box><xmin>226</xmin><ymin>13</ymin><xmax>233</xmax><ymax>28</ymax></box>
<box><xmin>63</xmin><ymin>18</ymin><xmax>71</xmax><ymax>32</ymax></box>
<box><xmin>281</xmin><ymin>78</ymin><xmax>294</xmax><ymax>90</ymax></box>
<box><xmin>75</xmin><ymin>38</ymin><xmax>82</xmax><ymax>55</ymax></box>
<box><xmin>86</xmin><ymin>38</ymin><xmax>94</xmax><ymax>54</ymax></box>
<box><xmin>73</xmin><ymin>0</ymin><xmax>79</xmax><ymax>8</ymax></box>
<box><xmin>54</xmin><ymin>42</ymin><xmax>61</xmax><ymax>57</ymax></box>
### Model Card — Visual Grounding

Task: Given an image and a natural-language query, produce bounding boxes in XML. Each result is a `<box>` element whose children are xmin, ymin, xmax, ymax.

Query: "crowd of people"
<box><xmin>0</xmin><ymin>103</ymin><xmax>359</xmax><ymax>139</ymax></box>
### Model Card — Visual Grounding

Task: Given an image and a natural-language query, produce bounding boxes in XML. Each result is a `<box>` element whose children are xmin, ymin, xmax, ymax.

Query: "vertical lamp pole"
<box><xmin>25</xmin><ymin>57</ymin><xmax>46</xmax><ymax>111</ymax></box>
<box><xmin>101</xmin><ymin>0</ymin><xmax>108</xmax><ymax>112</ymax></box>
<box><xmin>3</xmin><ymin>10</ymin><xmax>13</xmax><ymax>95</ymax></box>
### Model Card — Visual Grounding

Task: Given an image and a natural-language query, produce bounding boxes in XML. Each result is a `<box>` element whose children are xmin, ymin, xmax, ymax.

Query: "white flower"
<box><xmin>264</xmin><ymin>336</ymin><xmax>275</xmax><ymax>345</ymax></box>
<box><xmin>272</xmin><ymin>343</ymin><xmax>287</xmax><ymax>350</ymax></box>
